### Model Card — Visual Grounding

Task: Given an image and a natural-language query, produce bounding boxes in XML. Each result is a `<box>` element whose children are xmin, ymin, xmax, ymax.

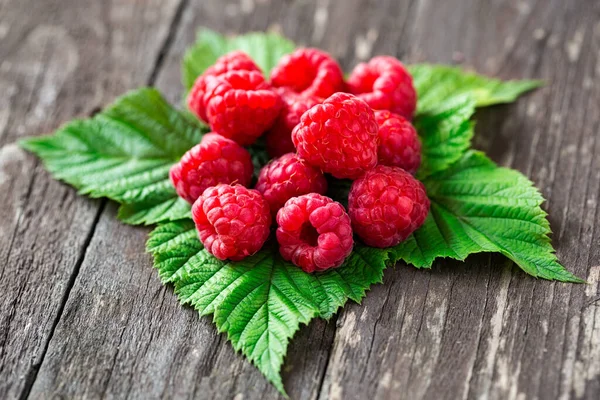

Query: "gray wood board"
<box><xmin>1</xmin><ymin>0</ymin><xmax>599</xmax><ymax>399</ymax></box>
<box><xmin>0</xmin><ymin>0</ymin><xmax>185</xmax><ymax>398</ymax></box>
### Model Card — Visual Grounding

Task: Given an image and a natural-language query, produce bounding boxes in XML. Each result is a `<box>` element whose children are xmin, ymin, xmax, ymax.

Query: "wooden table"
<box><xmin>1</xmin><ymin>1</ymin><xmax>599</xmax><ymax>399</ymax></box>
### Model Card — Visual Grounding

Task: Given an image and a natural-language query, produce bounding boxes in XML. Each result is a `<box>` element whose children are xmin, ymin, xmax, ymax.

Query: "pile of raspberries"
<box><xmin>171</xmin><ymin>48</ymin><xmax>430</xmax><ymax>273</ymax></box>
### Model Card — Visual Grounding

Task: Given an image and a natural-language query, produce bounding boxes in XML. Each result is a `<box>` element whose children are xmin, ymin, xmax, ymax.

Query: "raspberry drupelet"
<box><xmin>187</xmin><ymin>51</ymin><xmax>261</xmax><ymax>122</ymax></box>
<box><xmin>192</xmin><ymin>184</ymin><xmax>271</xmax><ymax>261</ymax></box>
<box><xmin>270</xmin><ymin>48</ymin><xmax>344</xmax><ymax>98</ymax></box>
<box><xmin>204</xmin><ymin>70</ymin><xmax>282</xmax><ymax>146</ymax></box>
<box><xmin>265</xmin><ymin>88</ymin><xmax>322</xmax><ymax>158</ymax></box>
<box><xmin>292</xmin><ymin>92</ymin><xmax>379</xmax><ymax>180</ymax></box>
<box><xmin>255</xmin><ymin>153</ymin><xmax>328</xmax><ymax>216</ymax></box>
<box><xmin>347</xmin><ymin>56</ymin><xmax>417</xmax><ymax>120</ymax></box>
<box><xmin>276</xmin><ymin>193</ymin><xmax>353</xmax><ymax>273</ymax></box>
<box><xmin>374</xmin><ymin>110</ymin><xmax>421</xmax><ymax>174</ymax></box>
<box><xmin>348</xmin><ymin>165</ymin><xmax>430</xmax><ymax>248</ymax></box>
<box><xmin>170</xmin><ymin>133</ymin><xmax>254</xmax><ymax>204</ymax></box>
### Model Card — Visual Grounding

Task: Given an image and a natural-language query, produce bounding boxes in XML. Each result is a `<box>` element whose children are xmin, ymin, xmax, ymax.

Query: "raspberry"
<box><xmin>255</xmin><ymin>153</ymin><xmax>328</xmax><ymax>216</ymax></box>
<box><xmin>170</xmin><ymin>133</ymin><xmax>254</xmax><ymax>204</ymax></box>
<box><xmin>188</xmin><ymin>51</ymin><xmax>261</xmax><ymax>122</ymax></box>
<box><xmin>374</xmin><ymin>110</ymin><xmax>421</xmax><ymax>174</ymax></box>
<box><xmin>265</xmin><ymin>88</ymin><xmax>322</xmax><ymax>158</ymax></box>
<box><xmin>276</xmin><ymin>193</ymin><xmax>353</xmax><ymax>273</ymax></box>
<box><xmin>348</xmin><ymin>165</ymin><xmax>430</xmax><ymax>248</ymax></box>
<box><xmin>204</xmin><ymin>70</ymin><xmax>282</xmax><ymax>146</ymax></box>
<box><xmin>347</xmin><ymin>56</ymin><xmax>417</xmax><ymax>120</ymax></box>
<box><xmin>192</xmin><ymin>184</ymin><xmax>271</xmax><ymax>261</ymax></box>
<box><xmin>292</xmin><ymin>92</ymin><xmax>379</xmax><ymax>179</ymax></box>
<box><xmin>270</xmin><ymin>48</ymin><xmax>344</xmax><ymax>98</ymax></box>
<box><xmin>204</xmin><ymin>51</ymin><xmax>261</xmax><ymax>77</ymax></box>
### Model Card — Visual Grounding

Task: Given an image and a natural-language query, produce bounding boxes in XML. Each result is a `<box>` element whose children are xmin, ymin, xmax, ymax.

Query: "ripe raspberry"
<box><xmin>347</xmin><ymin>56</ymin><xmax>417</xmax><ymax>120</ymax></box>
<box><xmin>348</xmin><ymin>165</ymin><xmax>430</xmax><ymax>248</ymax></box>
<box><xmin>255</xmin><ymin>153</ymin><xmax>328</xmax><ymax>216</ymax></box>
<box><xmin>374</xmin><ymin>110</ymin><xmax>421</xmax><ymax>174</ymax></box>
<box><xmin>204</xmin><ymin>70</ymin><xmax>282</xmax><ymax>146</ymax></box>
<box><xmin>270</xmin><ymin>48</ymin><xmax>344</xmax><ymax>98</ymax></box>
<box><xmin>292</xmin><ymin>92</ymin><xmax>379</xmax><ymax>179</ymax></box>
<box><xmin>276</xmin><ymin>193</ymin><xmax>353</xmax><ymax>273</ymax></box>
<box><xmin>170</xmin><ymin>133</ymin><xmax>254</xmax><ymax>204</ymax></box>
<box><xmin>188</xmin><ymin>51</ymin><xmax>261</xmax><ymax>122</ymax></box>
<box><xmin>265</xmin><ymin>88</ymin><xmax>322</xmax><ymax>158</ymax></box>
<box><xmin>192</xmin><ymin>184</ymin><xmax>271</xmax><ymax>261</ymax></box>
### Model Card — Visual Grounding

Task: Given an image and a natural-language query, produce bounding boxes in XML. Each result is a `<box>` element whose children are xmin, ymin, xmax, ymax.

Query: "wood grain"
<box><xmin>1</xmin><ymin>0</ymin><xmax>599</xmax><ymax>399</ymax></box>
<box><xmin>0</xmin><ymin>0</ymin><xmax>185</xmax><ymax>398</ymax></box>
<box><xmin>319</xmin><ymin>1</ymin><xmax>600</xmax><ymax>399</ymax></box>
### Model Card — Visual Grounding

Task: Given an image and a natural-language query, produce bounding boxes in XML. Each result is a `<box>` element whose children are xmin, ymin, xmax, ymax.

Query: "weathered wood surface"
<box><xmin>0</xmin><ymin>0</ymin><xmax>184</xmax><ymax>398</ymax></box>
<box><xmin>1</xmin><ymin>0</ymin><xmax>599</xmax><ymax>399</ymax></box>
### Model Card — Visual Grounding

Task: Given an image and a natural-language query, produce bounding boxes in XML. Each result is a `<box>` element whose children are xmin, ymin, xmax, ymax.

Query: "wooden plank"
<box><xmin>0</xmin><ymin>0</ymin><xmax>184</xmax><ymax>398</ymax></box>
<box><xmin>318</xmin><ymin>0</ymin><xmax>600</xmax><ymax>399</ymax></box>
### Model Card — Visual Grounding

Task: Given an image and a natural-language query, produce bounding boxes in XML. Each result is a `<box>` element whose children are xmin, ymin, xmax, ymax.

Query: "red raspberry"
<box><xmin>276</xmin><ymin>193</ymin><xmax>353</xmax><ymax>273</ymax></box>
<box><xmin>292</xmin><ymin>92</ymin><xmax>379</xmax><ymax>179</ymax></box>
<box><xmin>188</xmin><ymin>51</ymin><xmax>261</xmax><ymax>122</ymax></box>
<box><xmin>374</xmin><ymin>110</ymin><xmax>421</xmax><ymax>174</ymax></box>
<box><xmin>204</xmin><ymin>70</ymin><xmax>282</xmax><ymax>146</ymax></box>
<box><xmin>255</xmin><ymin>153</ymin><xmax>328</xmax><ymax>216</ymax></box>
<box><xmin>192</xmin><ymin>184</ymin><xmax>271</xmax><ymax>261</ymax></box>
<box><xmin>270</xmin><ymin>48</ymin><xmax>344</xmax><ymax>98</ymax></box>
<box><xmin>265</xmin><ymin>89</ymin><xmax>322</xmax><ymax>158</ymax></box>
<box><xmin>170</xmin><ymin>133</ymin><xmax>254</xmax><ymax>204</ymax></box>
<box><xmin>348</xmin><ymin>165</ymin><xmax>430</xmax><ymax>248</ymax></box>
<box><xmin>347</xmin><ymin>56</ymin><xmax>417</xmax><ymax>120</ymax></box>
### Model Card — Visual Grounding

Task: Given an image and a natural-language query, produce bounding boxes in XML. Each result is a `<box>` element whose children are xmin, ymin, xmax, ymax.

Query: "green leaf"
<box><xmin>117</xmin><ymin>195</ymin><xmax>192</xmax><ymax>226</ymax></box>
<box><xmin>326</xmin><ymin>177</ymin><xmax>352</xmax><ymax>209</ymax></box>
<box><xmin>147</xmin><ymin>221</ymin><xmax>388</xmax><ymax>395</ymax></box>
<box><xmin>183</xmin><ymin>29</ymin><xmax>296</xmax><ymax>91</ymax></box>
<box><xmin>391</xmin><ymin>151</ymin><xmax>583</xmax><ymax>283</ymax></box>
<box><xmin>415</xmin><ymin>93</ymin><xmax>476</xmax><ymax>179</ymax></box>
<box><xmin>20</xmin><ymin>88</ymin><xmax>208</xmax><ymax>225</ymax></box>
<box><xmin>247</xmin><ymin>137</ymin><xmax>271</xmax><ymax>182</ymax></box>
<box><xmin>408</xmin><ymin>64</ymin><xmax>542</xmax><ymax>115</ymax></box>
<box><xmin>148</xmin><ymin>219</ymin><xmax>203</xmax><ymax>282</ymax></box>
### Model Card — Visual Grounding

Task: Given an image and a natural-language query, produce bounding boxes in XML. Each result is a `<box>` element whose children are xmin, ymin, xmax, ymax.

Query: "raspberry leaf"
<box><xmin>117</xmin><ymin>195</ymin><xmax>193</xmax><ymax>226</ymax></box>
<box><xmin>20</xmin><ymin>88</ymin><xmax>207</xmax><ymax>225</ymax></box>
<box><xmin>415</xmin><ymin>93</ymin><xmax>476</xmax><ymax>179</ymax></box>
<box><xmin>408</xmin><ymin>63</ymin><xmax>542</xmax><ymax>115</ymax></box>
<box><xmin>326</xmin><ymin>177</ymin><xmax>352</xmax><ymax>208</ymax></box>
<box><xmin>183</xmin><ymin>29</ymin><xmax>296</xmax><ymax>90</ymax></box>
<box><xmin>391</xmin><ymin>151</ymin><xmax>583</xmax><ymax>283</ymax></box>
<box><xmin>247</xmin><ymin>137</ymin><xmax>271</xmax><ymax>181</ymax></box>
<box><xmin>147</xmin><ymin>221</ymin><xmax>388</xmax><ymax>396</ymax></box>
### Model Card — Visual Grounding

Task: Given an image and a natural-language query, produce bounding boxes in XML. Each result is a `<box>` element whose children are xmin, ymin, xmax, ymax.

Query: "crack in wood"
<box><xmin>148</xmin><ymin>0</ymin><xmax>190</xmax><ymax>87</ymax></box>
<box><xmin>313</xmin><ymin>314</ymin><xmax>338</xmax><ymax>397</ymax></box>
<box><xmin>18</xmin><ymin>201</ymin><xmax>107</xmax><ymax>400</ymax></box>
